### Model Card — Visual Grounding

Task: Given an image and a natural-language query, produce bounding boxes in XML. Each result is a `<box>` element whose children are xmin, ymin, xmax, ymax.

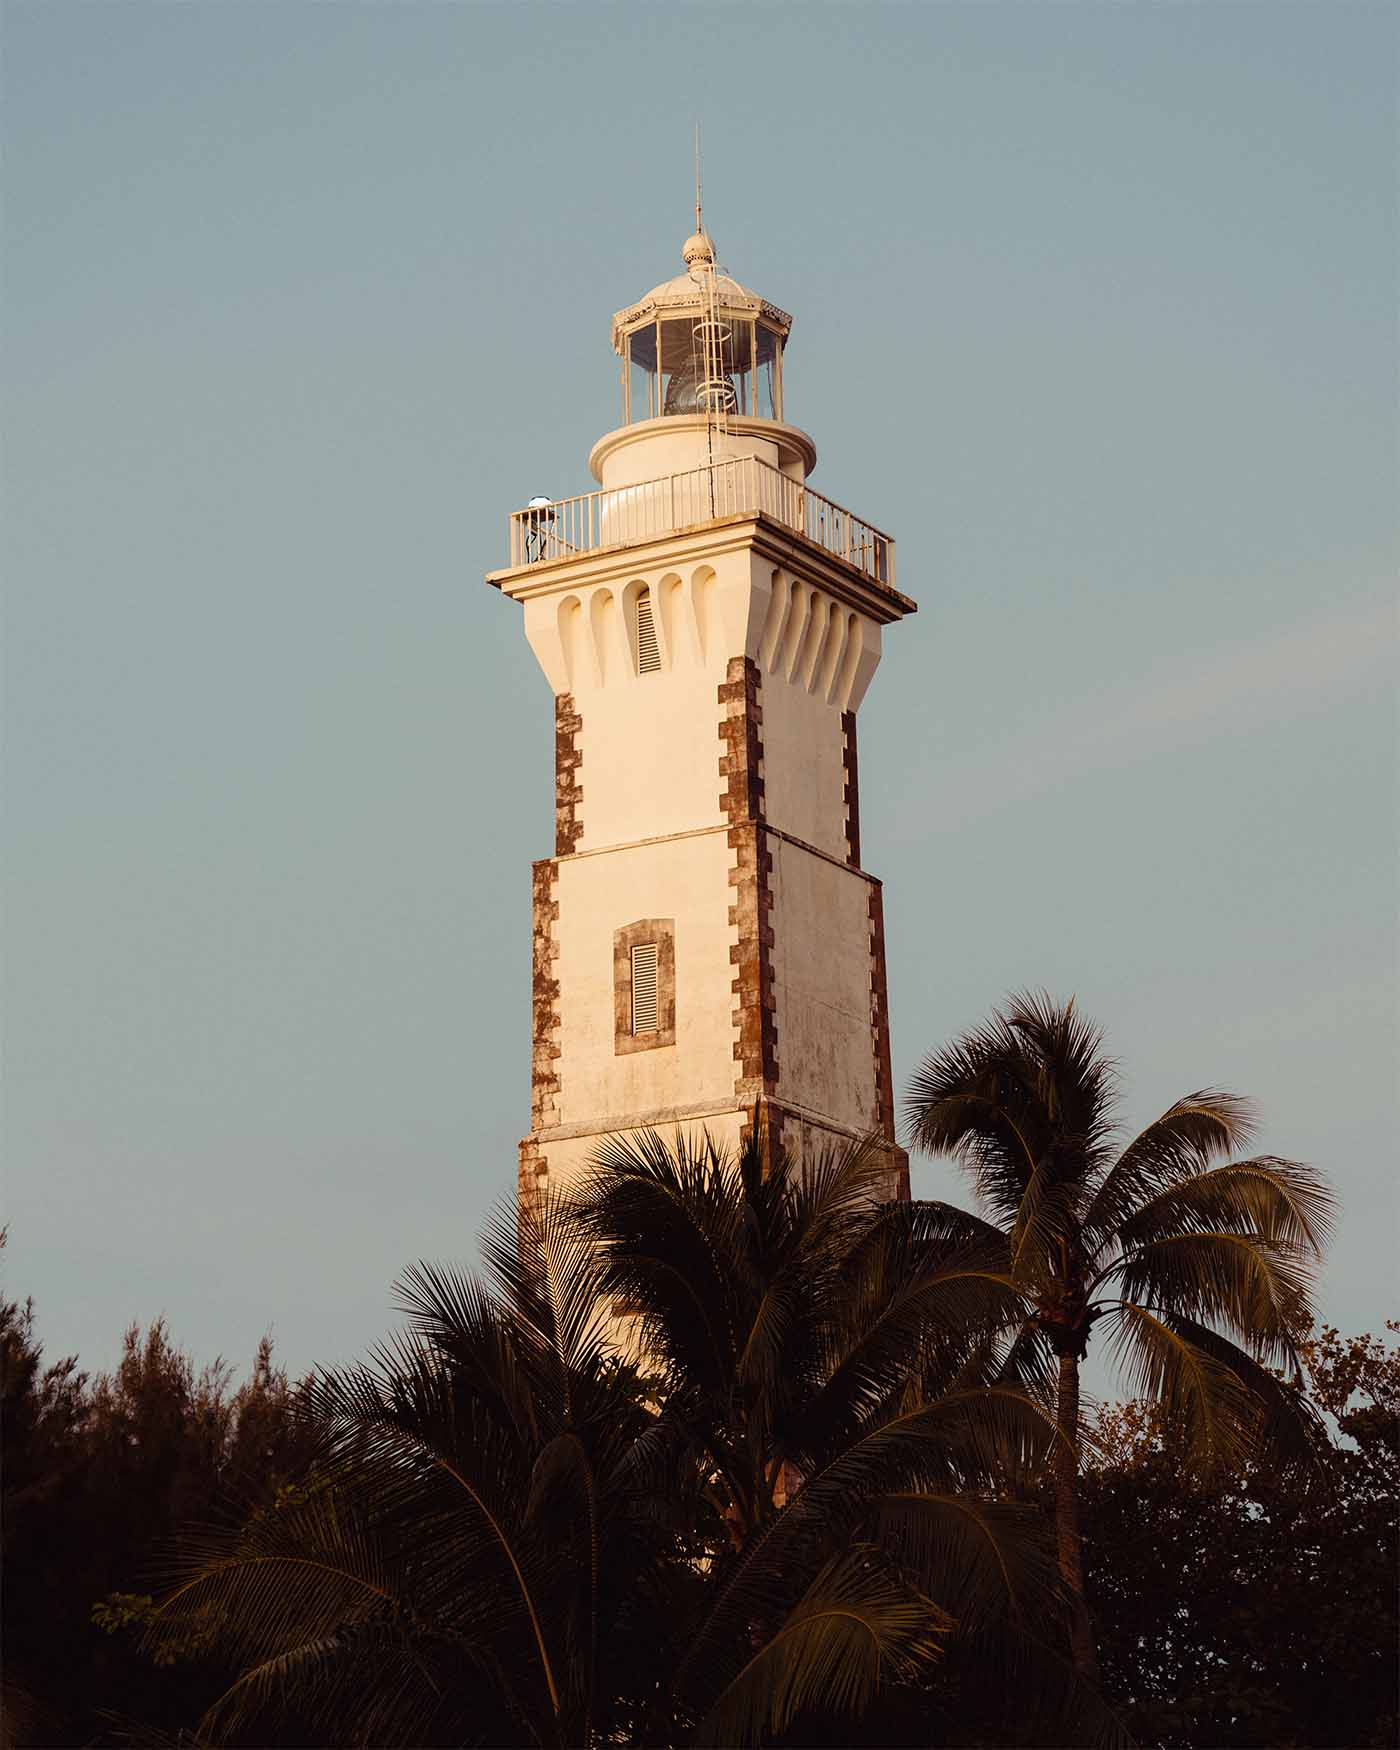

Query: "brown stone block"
<box><xmin>868</xmin><ymin>882</ymin><xmax>896</xmax><ymax>1143</ymax></box>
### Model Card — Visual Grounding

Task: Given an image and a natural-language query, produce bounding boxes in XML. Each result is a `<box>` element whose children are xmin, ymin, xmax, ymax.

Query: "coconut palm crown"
<box><xmin>572</xmin><ymin>1126</ymin><xmax>1097</xmax><ymax>1745</ymax></box>
<box><xmin>903</xmin><ymin>992</ymin><xmax>1335</xmax><ymax>1680</ymax></box>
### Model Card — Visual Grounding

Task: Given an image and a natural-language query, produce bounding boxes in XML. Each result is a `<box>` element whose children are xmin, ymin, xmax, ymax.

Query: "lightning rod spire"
<box><xmin>694</xmin><ymin>122</ymin><xmax>703</xmax><ymax>237</ymax></box>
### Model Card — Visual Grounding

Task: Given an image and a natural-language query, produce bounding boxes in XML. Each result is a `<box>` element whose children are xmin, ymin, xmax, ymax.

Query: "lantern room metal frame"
<box><xmin>610</xmin><ymin>254</ymin><xmax>791</xmax><ymax>428</ymax></box>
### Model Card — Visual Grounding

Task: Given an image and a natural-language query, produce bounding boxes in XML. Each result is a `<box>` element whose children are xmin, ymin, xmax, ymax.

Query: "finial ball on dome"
<box><xmin>682</xmin><ymin>231</ymin><xmax>715</xmax><ymax>268</ymax></box>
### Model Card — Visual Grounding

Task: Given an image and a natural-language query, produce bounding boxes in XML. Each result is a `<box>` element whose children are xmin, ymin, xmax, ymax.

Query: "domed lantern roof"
<box><xmin>610</xmin><ymin>233</ymin><xmax>793</xmax><ymax>356</ymax></box>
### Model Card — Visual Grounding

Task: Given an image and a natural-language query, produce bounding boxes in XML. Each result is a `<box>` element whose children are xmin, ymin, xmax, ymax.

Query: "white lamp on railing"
<box><xmin>523</xmin><ymin>496</ymin><xmax>554</xmax><ymax>563</ymax></box>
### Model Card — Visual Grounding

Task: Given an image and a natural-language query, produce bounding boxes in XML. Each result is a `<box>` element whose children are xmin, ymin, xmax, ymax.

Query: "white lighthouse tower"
<box><xmin>487</xmin><ymin>218</ymin><xmax>916</xmax><ymax>1215</ymax></box>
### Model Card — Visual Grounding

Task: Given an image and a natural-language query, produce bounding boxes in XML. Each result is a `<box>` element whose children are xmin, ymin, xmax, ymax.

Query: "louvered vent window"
<box><xmin>635</xmin><ymin>589</ymin><xmax>662</xmax><ymax>674</ymax></box>
<box><xmin>631</xmin><ymin>943</ymin><xmax>659</xmax><ymax>1034</ymax></box>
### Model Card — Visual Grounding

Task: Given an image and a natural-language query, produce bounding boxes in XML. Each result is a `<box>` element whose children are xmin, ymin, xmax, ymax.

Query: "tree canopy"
<box><xmin>2</xmin><ymin>996</ymin><xmax>1391</xmax><ymax>1748</ymax></box>
<box><xmin>1</xmin><ymin>1237</ymin><xmax>316</xmax><ymax>1747</ymax></box>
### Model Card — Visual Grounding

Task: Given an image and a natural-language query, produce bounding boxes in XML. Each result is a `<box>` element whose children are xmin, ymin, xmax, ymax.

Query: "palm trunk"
<box><xmin>1055</xmin><ymin>1351</ymin><xmax>1099</xmax><ymax>1683</ymax></box>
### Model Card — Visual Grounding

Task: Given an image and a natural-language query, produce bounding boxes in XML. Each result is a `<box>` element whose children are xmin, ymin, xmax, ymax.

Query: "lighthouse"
<box><xmin>486</xmin><ymin>220</ymin><xmax>916</xmax><ymax>1217</ymax></box>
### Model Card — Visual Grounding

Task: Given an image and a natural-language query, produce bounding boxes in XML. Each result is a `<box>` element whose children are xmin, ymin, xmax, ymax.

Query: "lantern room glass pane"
<box><xmin>625</xmin><ymin>326</ymin><xmax>658</xmax><ymax>423</ymax></box>
<box><xmin>754</xmin><ymin>324</ymin><xmax>781</xmax><ymax>421</ymax></box>
<box><xmin>753</xmin><ymin>358</ymin><xmax>776</xmax><ymax>420</ymax></box>
<box><xmin>732</xmin><ymin>320</ymin><xmax>755</xmax><ymax>416</ymax></box>
<box><xmin>622</xmin><ymin>313</ymin><xmax>784</xmax><ymax>423</ymax></box>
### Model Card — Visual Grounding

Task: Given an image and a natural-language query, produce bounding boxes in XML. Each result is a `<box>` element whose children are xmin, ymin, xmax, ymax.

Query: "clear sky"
<box><xmin>5</xmin><ymin>1</ymin><xmax>1395</xmax><ymax>1381</ymax></box>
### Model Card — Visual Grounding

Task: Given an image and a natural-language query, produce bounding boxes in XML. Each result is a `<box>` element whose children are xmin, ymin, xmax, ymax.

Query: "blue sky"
<box><xmin>5</xmin><ymin>1</ymin><xmax>1395</xmax><ymax>1380</ymax></box>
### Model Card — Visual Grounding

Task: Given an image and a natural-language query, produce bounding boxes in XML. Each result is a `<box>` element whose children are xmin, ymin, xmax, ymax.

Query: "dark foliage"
<box><xmin>3</xmin><ymin>1124</ymin><xmax>1386</xmax><ymax>1750</ymax></box>
<box><xmin>1081</xmin><ymin>1324</ymin><xmax>1399</xmax><ymax>1749</ymax></box>
<box><xmin>1</xmin><ymin>1234</ymin><xmax>316</xmax><ymax>1747</ymax></box>
<box><xmin>142</xmin><ymin>1133</ymin><xmax>1124</xmax><ymax>1748</ymax></box>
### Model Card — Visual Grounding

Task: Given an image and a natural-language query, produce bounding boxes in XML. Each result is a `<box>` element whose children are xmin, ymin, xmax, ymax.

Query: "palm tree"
<box><xmin>904</xmin><ymin>992</ymin><xmax>1335</xmax><ymax>1681</ymax></box>
<box><xmin>575</xmin><ymin>1124</ymin><xmax>1121</xmax><ymax>1745</ymax></box>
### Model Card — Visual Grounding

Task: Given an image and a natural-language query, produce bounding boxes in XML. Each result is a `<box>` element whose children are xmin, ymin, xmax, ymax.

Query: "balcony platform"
<box><xmin>486</xmin><ymin>455</ymin><xmax>913</xmax><ymax>617</ymax></box>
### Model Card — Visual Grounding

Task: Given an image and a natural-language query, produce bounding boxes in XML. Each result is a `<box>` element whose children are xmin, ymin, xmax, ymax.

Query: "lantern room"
<box><xmin>611</xmin><ymin>231</ymin><xmax>790</xmax><ymax>426</ymax></box>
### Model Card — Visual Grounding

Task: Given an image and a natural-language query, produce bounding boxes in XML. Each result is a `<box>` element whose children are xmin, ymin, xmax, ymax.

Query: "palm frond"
<box><xmin>1101</xmin><ymin>1300</ymin><xmax>1259</xmax><ymax>1473</ymax></box>
<box><xmin>1001</xmin><ymin>990</ymin><xmax>1119</xmax><ymax>1172</ymax></box>
<box><xmin>891</xmin><ymin>1198</ymin><xmax>1011</xmax><ymax>1256</ymax></box>
<box><xmin>1005</xmin><ymin>1144</ymin><xmax>1078</xmax><ymax>1289</ymax></box>
<box><xmin>150</xmin><ymin>1489</ymin><xmax>405</xmax><ymax>1665</ymax></box>
<box><xmin>389</xmin><ymin>1264</ymin><xmax>542</xmax><ymax>1468</ymax></box>
<box><xmin>869</xmin><ymin>1492</ymin><xmax>1059</xmax><ymax>1633</ymax></box>
<box><xmin>1138</xmin><ymin>1309</ymin><xmax>1327</xmax><ymax>1471</ymax></box>
<box><xmin>664</xmin><ymin>1384</ymin><xmax>1058</xmax><ymax>1727</ymax></box>
<box><xmin>802</xmin><ymin>1386</ymin><xmax>1063</xmax><ymax>1508</ymax></box>
<box><xmin>200</xmin><ymin>1630</ymin><xmax>508</xmax><ymax>1748</ymax></box>
<box><xmin>572</xmin><ymin>1127</ymin><xmax>745</xmax><ymax>1398</ymax></box>
<box><xmin>789</xmin><ymin>1134</ymin><xmax>901</xmax><ymax>1256</ymax></box>
<box><xmin>1102</xmin><ymin>1229</ymin><xmax>1315</xmax><ymax>1364</ymax></box>
<box><xmin>480</xmin><ymin>1189</ymin><xmax>616</xmax><ymax>1382</ymax></box>
<box><xmin>1110</xmin><ymin>1155</ymin><xmax>1336</xmax><ymax>1255</ymax></box>
<box><xmin>258</xmin><ymin>1351</ymin><xmax>571</xmax><ymax>1718</ymax></box>
<box><xmin>989</xmin><ymin>1319</ymin><xmax>1059</xmax><ymax>1397</ymax></box>
<box><xmin>904</xmin><ymin>994</ymin><xmax>1119</xmax><ymax>1237</ymax></box>
<box><xmin>394</xmin><ymin>1257</ymin><xmax>501</xmax><ymax>1355</ymax></box>
<box><xmin>902</xmin><ymin>1014</ymin><xmax>1045</xmax><ymax>1226</ymax></box>
<box><xmin>789</xmin><ymin>1257</ymin><xmax>1027</xmax><ymax>1464</ymax></box>
<box><xmin>689</xmin><ymin>1547</ymin><xmax>950</xmax><ymax>1748</ymax></box>
<box><xmin>1081</xmin><ymin>1090</ymin><xmax>1258</xmax><ymax>1246</ymax></box>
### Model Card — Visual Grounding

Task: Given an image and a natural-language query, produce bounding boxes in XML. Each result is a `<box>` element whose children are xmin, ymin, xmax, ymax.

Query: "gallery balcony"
<box><xmin>501</xmin><ymin>454</ymin><xmax>896</xmax><ymax>593</ymax></box>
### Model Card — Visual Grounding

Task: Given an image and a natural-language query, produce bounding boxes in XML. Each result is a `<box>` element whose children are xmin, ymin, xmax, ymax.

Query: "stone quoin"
<box><xmin>487</xmin><ymin>220</ymin><xmax>917</xmax><ymax>1225</ymax></box>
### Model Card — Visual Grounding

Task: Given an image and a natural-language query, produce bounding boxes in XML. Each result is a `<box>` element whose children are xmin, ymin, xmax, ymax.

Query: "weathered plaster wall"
<box><xmin>768</xmin><ymin>837</ymin><xmax>881</xmax><ymax>1135</ymax></box>
<box><xmin>574</xmin><ymin>659</ymin><xmax>724</xmax><ymax>848</ymax></box>
<box><xmin>756</xmin><ymin>665</ymin><xmax>848</xmax><ymax>860</ymax></box>
<box><xmin>553</xmin><ymin>831</ymin><xmax>738</xmax><ymax>1128</ymax></box>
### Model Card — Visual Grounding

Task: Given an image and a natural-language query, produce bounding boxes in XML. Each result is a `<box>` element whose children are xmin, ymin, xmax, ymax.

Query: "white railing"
<box><xmin>508</xmin><ymin>455</ymin><xmax>895</xmax><ymax>589</ymax></box>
